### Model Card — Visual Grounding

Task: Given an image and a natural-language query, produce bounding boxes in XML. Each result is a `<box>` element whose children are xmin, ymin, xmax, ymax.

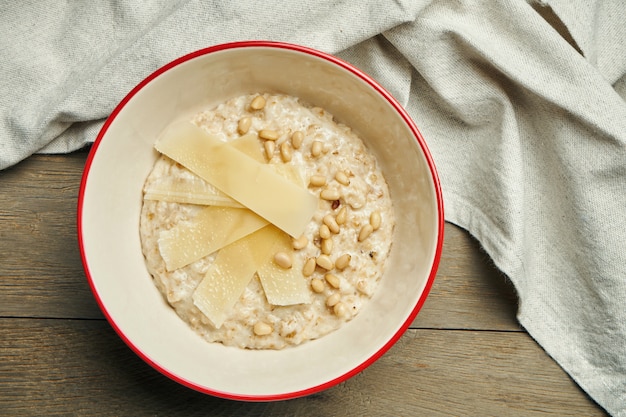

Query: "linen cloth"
<box><xmin>1</xmin><ymin>1</ymin><xmax>625</xmax><ymax>414</ymax></box>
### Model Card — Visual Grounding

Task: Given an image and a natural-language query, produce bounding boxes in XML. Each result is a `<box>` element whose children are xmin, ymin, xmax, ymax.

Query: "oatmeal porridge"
<box><xmin>139</xmin><ymin>93</ymin><xmax>395</xmax><ymax>349</ymax></box>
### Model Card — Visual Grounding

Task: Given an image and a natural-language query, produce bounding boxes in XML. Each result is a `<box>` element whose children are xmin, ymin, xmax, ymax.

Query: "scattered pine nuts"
<box><xmin>237</xmin><ymin>117</ymin><xmax>251</xmax><ymax>135</ymax></box>
<box><xmin>320</xmin><ymin>188</ymin><xmax>340</xmax><ymax>201</ymax></box>
<box><xmin>335</xmin><ymin>171</ymin><xmax>350</xmax><ymax>186</ymax></box>
<box><xmin>280</xmin><ymin>141</ymin><xmax>293</xmax><ymax>162</ymax></box>
<box><xmin>253</xmin><ymin>321</ymin><xmax>273</xmax><ymax>336</ymax></box>
<box><xmin>316</xmin><ymin>255</ymin><xmax>334</xmax><ymax>270</ymax></box>
<box><xmin>303</xmin><ymin>257</ymin><xmax>316</xmax><ymax>277</ymax></box>
<box><xmin>335</xmin><ymin>253</ymin><xmax>351</xmax><ymax>270</ymax></box>
<box><xmin>259</xmin><ymin>129</ymin><xmax>279</xmax><ymax>141</ymax></box>
<box><xmin>273</xmin><ymin>252</ymin><xmax>293</xmax><ymax>269</ymax></box>
<box><xmin>291</xmin><ymin>131</ymin><xmax>304</xmax><ymax>149</ymax></box>
<box><xmin>310</xmin><ymin>278</ymin><xmax>325</xmax><ymax>293</ymax></box>
<box><xmin>370</xmin><ymin>211</ymin><xmax>382</xmax><ymax>231</ymax></box>
<box><xmin>250</xmin><ymin>95</ymin><xmax>266</xmax><ymax>110</ymax></box>
<box><xmin>264</xmin><ymin>140</ymin><xmax>275</xmax><ymax>159</ymax></box>
<box><xmin>311</xmin><ymin>140</ymin><xmax>323</xmax><ymax>157</ymax></box>
<box><xmin>292</xmin><ymin>235</ymin><xmax>308</xmax><ymax>250</ymax></box>
<box><xmin>333</xmin><ymin>302</ymin><xmax>348</xmax><ymax>317</ymax></box>
<box><xmin>324</xmin><ymin>273</ymin><xmax>340</xmax><ymax>289</ymax></box>
<box><xmin>321</xmin><ymin>238</ymin><xmax>333</xmax><ymax>255</ymax></box>
<box><xmin>358</xmin><ymin>224</ymin><xmax>374</xmax><ymax>242</ymax></box>
<box><xmin>309</xmin><ymin>175</ymin><xmax>327</xmax><ymax>187</ymax></box>
<box><xmin>323</xmin><ymin>215</ymin><xmax>340</xmax><ymax>234</ymax></box>
<box><xmin>319</xmin><ymin>224</ymin><xmax>331</xmax><ymax>240</ymax></box>
<box><xmin>335</xmin><ymin>206</ymin><xmax>348</xmax><ymax>225</ymax></box>
<box><xmin>326</xmin><ymin>292</ymin><xmax>341</xmax><ymax>307</ymax></box>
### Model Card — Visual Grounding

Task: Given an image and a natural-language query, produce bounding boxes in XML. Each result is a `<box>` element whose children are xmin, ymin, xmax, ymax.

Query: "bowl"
<box><xmin>78</xmin><ymin>41</ymin><xmax>444</xmax><ymax>401</ymax></box>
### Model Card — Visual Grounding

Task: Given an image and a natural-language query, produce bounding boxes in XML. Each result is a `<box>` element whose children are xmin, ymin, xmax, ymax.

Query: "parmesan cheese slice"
<box><xmin>154</xmin><ymin>121</ymin><xmax>318</xmax><ymax>237</ymax></box>
<box><xmin>144</xmin><ymin>133</ymin><xmax>264</xmax><ymax>207</ymax></box>
<box><xmin>253</xmin><ymin>227</ymin><xmax>311</xmax><ymax>306</ymax></box>
<box><xmin>158</xmin><ymin>206</ymin><xmax>268</xmax><ymax>271</ymax></box>
<box><xmin>144</xmin><ymin>174</ymin><xmax>243</xmax><ymax>207</ymax></box>
<box><xmin>231</xmin><ymin>133</ymin><xmax>266</xmax><ymax>163</ymax></box>
<box><xmin>192</xmin><ymin>229</ymin><xmax>263</xmax><ymax>329</ymax></box>
<box><xmin>272</xmin><ymin>163</ymin><xmax>306</xmax><ymax>188</ymax></box>
<box><xmin>192</xmin><ymin>225</ymin><xmax>311</xmax><ymax>327</ymax></box>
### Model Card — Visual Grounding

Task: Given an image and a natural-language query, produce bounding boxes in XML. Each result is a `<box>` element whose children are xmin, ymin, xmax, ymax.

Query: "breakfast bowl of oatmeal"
<box><xmin>78</xmin><ymin>41</ymin><xmax>444</xmax><ymax>400</ymax></box>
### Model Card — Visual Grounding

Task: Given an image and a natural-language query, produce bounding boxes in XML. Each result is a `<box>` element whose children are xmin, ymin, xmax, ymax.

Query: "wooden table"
<box><xmin>0</xmin><ymin>150</ymin><xmax>606</xmax><ymax>416</ymax></box>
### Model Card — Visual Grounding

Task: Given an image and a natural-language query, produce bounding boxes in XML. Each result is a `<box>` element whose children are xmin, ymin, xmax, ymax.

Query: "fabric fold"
<box><xmin>384</xmin><ymin>2</ymin><xmax>626</xmax><ymax>414</ymax></box>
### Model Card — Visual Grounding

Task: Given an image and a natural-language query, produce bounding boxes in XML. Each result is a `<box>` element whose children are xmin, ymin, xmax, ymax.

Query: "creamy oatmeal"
<box><xmin>140</xmin><ymin>93</ymin><xmax>395</xmax><ymax>349</ymax></box>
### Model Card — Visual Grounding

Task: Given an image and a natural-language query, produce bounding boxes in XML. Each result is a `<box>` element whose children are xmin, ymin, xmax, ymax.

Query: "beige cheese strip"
<box><xmin>193</xmin><ymin>225</ymin><xmax>311</xmax><ymax>328</ymax></box>
<box><xmin>272</xmin><ymin>163</ymin><xmax>306</xmax><ymax>188</ymax></box>
<box><xmin>144</xmin><ymin>163</ymin><xmax>304</xmax><ymax>208</ymax></box>
<box><xmin>254</xmin><ymin>227</ymin><xmax>311</xmax><ymax>306</ymax></box>
<box><xmin>144</xmin><ymin>133</ymin><xmax>264</xmax><ymax>207</ymax></box>
<box><xmin>231</xmin><ymin>133</ymin><xmax>266</xmax><ymax>163</ymax></box>
<box><xmin>154</xmin><ymin>121</ymin><xmax>318</xmax><ymax>237</ymax></box>
<box><xmin>192</xmin><ymin>230</ymin><xmax>260</xmax><ymax>329</ymax></box>
<box><xmin>158</xmin><ymin>206</ymin><xmax>268</xmax><ymax>271</ymax></box>
<box><xmin>144</xmin><ymin>175</ymin><xmax>243</xmax><ymax>207</ymax></box>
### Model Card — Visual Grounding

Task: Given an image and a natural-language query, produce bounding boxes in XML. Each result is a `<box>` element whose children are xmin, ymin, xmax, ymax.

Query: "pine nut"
<box><xmin>321</xmin><ymin>238</ymin><xmax>333</xmax><ymax>255</ymax></box>
<box><xmin>356</xmin><ymin>280</ymin><xmax>367</xmax><ymax>293</ymax></box>
<box><xmin>309</xmin><ymin>175</ymin><xmax>327</xmax><ymax>187</ymax></box>
<box><xmin>291</xmin><ymin>131</ymin><xmax>304</xmax><ymax>149</ymax></box>
<box><xmin>311</xmin><ymin>140</ymin><xmax>323</xmax><ymax>157</ymax></box>
<box><xmin>259</xmin><ymin>129</ymin><xmax>279</xmax><ymax>141</ymax></box>
<box><xmin>323</xmin><ymin>215</ymin><xmax>340</xmax><ymax>234</ymax></box>
<box><xmin>324</xmin><ymin>273</ymin><xmax>340</xmax><ymax>289</ymax></box>
<box><xmin>358</xmin><ymin>224</ymin><xmax>374</xmax><ymax>242</ymax></box>
<box><xmin>310</xmin><ymin>278</ymin><xmax>325</xmax><ymax>293</ymax></box>
<box><xmin>333</xmin><ymin>302</ymin><xmax>348</xmax><ymax>317</ymax></box>
<box><xmin>335</xmin><ymin>253</ymin><xmax>351</xmax><ymax>270</ymax></box>
<box><xmin>253</xmin><ymin>321</ymin><xmax>273</xmax><ymax>336</ymax></box>
<box><xmin>316</xmin><ymin>255</ymin><xmax>334</xmax><ymax>270</ymax></box>
<box><xmin>335</xmin><ymin>206</ymin><xmax>348</xmax><ymax>225</ymax></box>
<box><xmin>320</xmin><ymin>188</ymin><xmax>340</xmax><ymax>201</ymax></box>
<box><xmin>326</xmin><ymin>293</ymin><xmax>341</xmax><ymax>307</ymax></box>
<box><xmin>237</xmin><ymin>117</ymin><xmax>251</xmax><ymax>135</ymax></box>
<box><xmin>319</xmin><ymin>224</ymin><xmax>331</xmax><ymax>240</ymax></box>
<box><xmin>292</xmin><ymin>235</ymin><xmax>308</xmax><ymax>250</ymax></box>
<box><xmin>280</xmin><ymin>141</ymin><xmax>293</xmax><ymax>162</ymax></box>
<box><xmin>273</xmin><ymin>252</ymin><xmax>293</xmax><ymax>269</ymax></box>
<box><xmin>303</xmin><ymin>257</ymin><xmax>316</xmax><ymax>277</ymax></box>
<box><xmin>335</xmin><ymin>171</ymin><xmax>350</xmax><ymax>186</ymax></box>
<box><xmin>370</xmin><ymin>211</ymin><xmax>382</xmax><ymax>231</ymax></box>
<box><xmin>250</xmin><ymin>95</ymin><xmax>266</xmax><ymax>110</ymax></box>
<box><xmin>264</xmin><ymin>140</ymin><xmax>275</xmax><ymax>159</ymax></box>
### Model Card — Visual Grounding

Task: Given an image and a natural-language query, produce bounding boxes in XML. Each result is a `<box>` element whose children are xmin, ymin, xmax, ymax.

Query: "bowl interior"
<box><xmin>79</xmin><ymin>43</ymin><xmax>442</xmax><ymax>400</ymax></box>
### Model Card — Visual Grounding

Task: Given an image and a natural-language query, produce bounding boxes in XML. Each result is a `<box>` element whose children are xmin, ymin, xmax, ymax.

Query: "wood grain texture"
<box><xmin>0</xmin><ymin>151</ymin><xmax>102</xmax><ymax>319</ymax></box>
<box><xmin>413</xmin><ymin>225</ymin><xmax>520</xmax><ymax>331</ymax></box>
<box><xmin>0</xmin><ymin>319</ymin><xmax>603</xmax><ymax>417</ymax></box>
<box><xmin>0</xmin><ymin>152</ymin><xmax>606</xmax><ymax>416</ymax></box>
<box><xmin>0</xmin><ymin>152</ymin><xmax>518</xmax><ymax>329</ymax></box>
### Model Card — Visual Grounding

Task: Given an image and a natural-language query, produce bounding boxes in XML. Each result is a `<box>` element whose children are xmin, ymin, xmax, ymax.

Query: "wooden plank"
<box><xmin>412</xmin><ymin>224</ymin><xmax>520</xmax><ymax>331</ymax></box>
<box><xmin>0</xmin><ymin>152</ymin><xmax>520</xmax><ymax>332</ymax></box>
<box><xmin>0</xmin><ymin>152</ymin><xmax>605</xmax><ymax>415</ymax></box>
<box><xmin>0</xmin><ymin>151</ymin><xmax>103</xmax><ymax>319</ymax></box>
<box><xmin>0</xmin><ymin>319</ymin><xmax>604</xmax><ymax>416</ymax></box>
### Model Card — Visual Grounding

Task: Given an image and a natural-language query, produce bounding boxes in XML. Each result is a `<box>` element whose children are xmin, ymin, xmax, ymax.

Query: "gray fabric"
<box><xmin>2</xmin><ymin>1</ymin><xmax>625</xmax><ymax>415</ymax></box>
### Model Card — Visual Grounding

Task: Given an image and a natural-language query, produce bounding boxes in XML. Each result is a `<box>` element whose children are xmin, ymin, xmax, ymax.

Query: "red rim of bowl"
<box><xmin>77</xmin><ymin>40</ymin><xmax>445</xmax><ymax>402</ymax></box>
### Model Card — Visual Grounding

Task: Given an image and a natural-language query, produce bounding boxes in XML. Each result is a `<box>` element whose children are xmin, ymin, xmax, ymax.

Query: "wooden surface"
<box><xmin>0</xmin><ymin>151</ymin><xmax>606</xmax><ymax>416</ymax></box>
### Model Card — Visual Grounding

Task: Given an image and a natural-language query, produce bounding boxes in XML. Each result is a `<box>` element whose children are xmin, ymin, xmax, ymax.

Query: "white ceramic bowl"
<box><xmin>78</xmin><ymin>41</ymin><xmax>444</xmax><ymax>401</ymax></box>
